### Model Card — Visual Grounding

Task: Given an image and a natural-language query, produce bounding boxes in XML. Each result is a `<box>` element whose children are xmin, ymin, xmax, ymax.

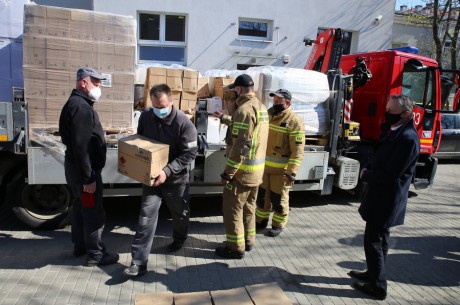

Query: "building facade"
<box><xmin>88</xmin><ymin>0</ymin><xmax>395</xmax><ymax>72</ymax></box>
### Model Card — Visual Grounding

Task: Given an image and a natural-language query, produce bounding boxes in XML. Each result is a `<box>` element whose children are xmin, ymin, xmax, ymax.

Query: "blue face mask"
<box><xmin>153</xmin><ymin>107</ymin><xmax>170</xmax><ymax>119</ymax></box>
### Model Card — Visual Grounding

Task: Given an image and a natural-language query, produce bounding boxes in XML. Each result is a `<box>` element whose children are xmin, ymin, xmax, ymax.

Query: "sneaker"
<box><xmin>215</xmin><ymin>246</ymin><xmax>244</xmax><ymax>259</ymax></box>
<box><xmin>73</xmin><ymin>246</ymin><xmax>86</xmax><ymax>257</ymax></box>
<box><xmin>123</xmin><ymin>263</ymin><xmax>147</xmax><ymax>277</ymax></box>
<box><xmin>85</xmin><ymin>252</ymin><xmax>119</xmax><ymax>267</ymax></box>
<box><xmin>267</xmin><ymin>227</ymin><xmax>283</xmax><ymax>237</ymax></box>
<box><xmin>167</xmin><ymin>241</ymin><xmax>184</xmax><ymax>252</ymax></box>
<box><xmin>256</xmin><ymin>219</ymin><xmax>269</xmax><ymax>230</ymax></box>
<box><xmin>245</xmin><ymin>244</ymin><xmax>254</xmax><ymax>252</ymax></box>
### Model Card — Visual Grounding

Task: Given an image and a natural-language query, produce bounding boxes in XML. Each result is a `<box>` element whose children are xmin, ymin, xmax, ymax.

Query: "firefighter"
<box><xmin>255</xmin><ymin>89</ymin><xmax>305</xmax><ymax>237</ymax></box>
<box><xmin>215</xmin><ymin>74</ymin><xmax>269</xmax><ymax>259</ymax></box>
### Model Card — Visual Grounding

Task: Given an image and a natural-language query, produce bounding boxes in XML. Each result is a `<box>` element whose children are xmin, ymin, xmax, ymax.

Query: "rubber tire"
<box><xmin>6</xmin><ymin>168</ymin><xmax>72</xmax><ymax>230</ymax></box>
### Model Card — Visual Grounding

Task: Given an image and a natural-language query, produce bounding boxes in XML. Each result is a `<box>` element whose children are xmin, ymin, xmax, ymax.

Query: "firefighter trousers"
<box><xmin>222</xmin><ymin>179</ymin><xmax>258</xmax><ymax>252</ymax></box>
<box><xmin>255</xmin><ymin>172</ymin><xmax>291</xmax><ymax>229</ymax></box>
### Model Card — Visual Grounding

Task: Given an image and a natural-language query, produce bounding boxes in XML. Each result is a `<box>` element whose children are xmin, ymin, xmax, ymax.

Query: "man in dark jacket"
<box><xmin>123</xmin><ymin>84</ymin><xmax>198</xmax><ymax>277</ymax></box>
<box><xmin>59</xmin><ymin>67</ymin><xmax>119</xmax><ymax>267</ymax></box>
<box><xmin>349</xmin><ymin>94</ymin><xmax>420</xmax><ymax>300</ymax></box>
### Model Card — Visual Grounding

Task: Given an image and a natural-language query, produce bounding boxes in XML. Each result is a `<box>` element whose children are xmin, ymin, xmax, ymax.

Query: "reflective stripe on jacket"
<box><xmin>224</xmin><ymin>93</ymin><xmax>269</xmax><ymax>187</ymax></box>
<box><xmin>264</xmin><ymin>106</ymin><xmax>305</xmax><ymax>177</ymax></box>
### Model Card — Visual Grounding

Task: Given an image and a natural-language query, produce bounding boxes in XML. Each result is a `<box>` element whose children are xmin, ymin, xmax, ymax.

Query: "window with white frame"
<box><xmin>138</xmin><ymin>12</ymin><xmax>187</xmax><ymax>64</ymax></box>
<box><xmin>238</xmin><ymin>18</ymin><xmax>273</xmax><ymax>41</ymax></box>
<box><xmin>318</xmin><ymin>28</ymin><xmax>354</xmax><ymax>55</ymax></box>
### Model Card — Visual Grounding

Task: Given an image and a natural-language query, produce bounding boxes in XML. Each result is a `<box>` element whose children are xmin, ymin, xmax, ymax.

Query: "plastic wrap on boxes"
<box><xmin>202</xmin><ymin>66</ymin><xmax>331</xmax><ymax>135</ymax></box>
<box><xmin>257</xmin><ymin>67</ymin><xmax>330</xmax><ymax>136</ymax></box>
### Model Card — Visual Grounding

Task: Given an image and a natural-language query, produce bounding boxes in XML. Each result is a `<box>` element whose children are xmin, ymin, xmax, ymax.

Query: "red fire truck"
<box><xmin>304</xmin><ymin>28</ymin><xmax>459</xmax><ymax>190</ymax></box>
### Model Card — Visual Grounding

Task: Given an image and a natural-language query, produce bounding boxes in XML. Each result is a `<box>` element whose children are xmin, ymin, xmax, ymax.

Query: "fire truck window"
<box><xmin>441</xmin><ymin>73</ymin><xmax>456</xmax><ymax>110</ymax></box>
<box><xmin>402</xmin><ymin>70</ymin><xmax>434</xmax><ymax>109</ymax></box>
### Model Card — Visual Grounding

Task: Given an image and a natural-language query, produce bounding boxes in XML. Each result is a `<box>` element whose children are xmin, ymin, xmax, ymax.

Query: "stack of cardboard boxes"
<box><xmin>23</xmin><ymin>5</ymin><xmax>136</xmax><ymax>130</ymax></box>
<box><xmin>212</xmin><ymin>77</ymin><xmax>235</xmax><ymax>100</ymax></box>
<box><xmin>197</xmin><ymin>77</ymin><xmax>211</xmax><ymax>99</ymax></box>
<box><xmin>144</xmin><ymin>67</ymin><xmax>204</xmax><ymax>113</ymax></box>
<box><xmin>181</xmin><ymin>70</ymin><xmax>199</xmax><ymax>111</ymax></box>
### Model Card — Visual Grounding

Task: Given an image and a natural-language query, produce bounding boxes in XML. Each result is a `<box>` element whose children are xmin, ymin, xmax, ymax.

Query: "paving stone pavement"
<box><xmin>0</xmin><ymin>161</ymin><xmax>459</xmax><ymax>305</ymax></box>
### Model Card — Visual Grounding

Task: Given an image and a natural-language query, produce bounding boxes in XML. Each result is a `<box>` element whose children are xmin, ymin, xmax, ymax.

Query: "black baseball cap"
<box><xmin>269</xmin><ymin>89</ymin><xmax>292</xmax><ymax>100</ymax></box>
<box><xmin>229</xmin><ymin>74</ymin><xmax>254</xmax><ymax>89</ymax></box>
<box><xmin>77</xmin><ymin>67</ymin><xmax>107</xmax><ymax>80</ymax></box>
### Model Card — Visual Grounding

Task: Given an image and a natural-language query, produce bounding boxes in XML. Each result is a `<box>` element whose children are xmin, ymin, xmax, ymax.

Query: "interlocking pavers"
<box><xmin>1</xmin><ymin>162</ymin><xmax>460</xmax><ymax>304</ymax></box>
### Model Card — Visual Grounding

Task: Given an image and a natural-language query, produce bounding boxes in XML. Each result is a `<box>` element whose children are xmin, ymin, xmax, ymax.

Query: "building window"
<box><xmin>138</xmin><ymin>12</ymin><xmax>187</xmax><ymax>64</ymax></box>
<box><xmin>318</xmin><ymin>28</ymin><xmax>354</xmax><ymax>55</ymax></box>
<box><xmin>238</xmin><ymin>18</ymin><xmax>273</xmax><ymax>41</ymax></box>
<box><xmin>392</xmin><ymin>42</ymin><xmax>408</xmax><ymax>49</ymax></box>
<box><xmin>444</xmin><ymin>41</ymin><xmax>452</xmax><ymax>52</ymax></box>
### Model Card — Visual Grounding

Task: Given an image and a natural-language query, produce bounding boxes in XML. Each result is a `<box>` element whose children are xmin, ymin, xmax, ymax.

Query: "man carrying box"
<box><xmin>123</xmin><ymin>84</ymin><xmax>198</xmax><ymax>277</ymax></box>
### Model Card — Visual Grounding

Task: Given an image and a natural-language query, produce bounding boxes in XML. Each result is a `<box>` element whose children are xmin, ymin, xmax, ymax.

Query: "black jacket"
<box><xmin>137</xmin><ymin>106</ymin><xmax>198</xmax><ymax>185</ymax></box>
<box><xmin>359</xmin><ymin>118</ymin><xmax>420</xmax><ymax>228</ymax></box>
<box><xmin>59</xmin><ymin>89</ymin><xmax>107</xmax><ymax>184</ymax></box>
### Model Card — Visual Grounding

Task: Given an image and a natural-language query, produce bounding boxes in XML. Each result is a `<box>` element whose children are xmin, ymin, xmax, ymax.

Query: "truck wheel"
<box><xmin>6</xmin><ymin>169</ymin><xmax>72</xmax><ymax>230</ymax></box>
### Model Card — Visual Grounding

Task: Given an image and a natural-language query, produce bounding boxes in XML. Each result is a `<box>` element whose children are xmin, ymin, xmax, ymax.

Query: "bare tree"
<box><xmin>405</xmin><ymin>0</ymin><xmax>460</xmax><ymax>69</ymax></box>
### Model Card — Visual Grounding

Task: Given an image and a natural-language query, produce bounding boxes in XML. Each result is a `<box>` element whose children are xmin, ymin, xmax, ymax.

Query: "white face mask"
<box><xmin>88</xmin><ymin>87</ymin><xmax>102</xmax><ymax>101</ymax></box>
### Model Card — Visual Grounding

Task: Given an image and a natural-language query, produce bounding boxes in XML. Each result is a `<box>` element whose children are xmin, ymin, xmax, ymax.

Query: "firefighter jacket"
<box><xmin>264</xmin><ymin>106</ymin><xmax>305</xmax><ymax>179</ymax></box>
<box><xmin>223</xmin><ymin>93</ymin><xmax>269</xmax><ymax>187</ymax></box>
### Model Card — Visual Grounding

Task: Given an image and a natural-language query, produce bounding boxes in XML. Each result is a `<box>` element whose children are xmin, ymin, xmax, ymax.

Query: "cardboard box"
<box><xmin>172</xmin><ymin>91</ymin><xmax>181</xmax><ymax>109</ymax></box>
<box><xmin>134</xmin><ymin>282</ymin><xmax>292</xmax><ymax>305</ymax></box>
<box><xmin>182</xmin><ymin>70</ymin><xmax>199</xmax><ymax>92</ymax></box>
<box><xmin>181</xmin><ymin>91</ymin><xmax>197</xmax><ymax>111</ymax></box>
<box><xmin>148</xmin><ymin>67</ymin><xmax>167</xmax><ymax>77</ymax></box>
<box><xmin>212</xmin><ymin>77</ymin><xmax>235</xmax><ymax>99</ymax></box>
<box><xmin>210</xmin><ymin>287</ymin><xmax>253</xmax><ymax>305</ymax></box>
<box><xmin>213</xmin><ymin>77</ymin><xmax>235</xmax><ymax>88</ymax></box>
<box><xmin>197</xmin><ymin>77</ymin><xmax>210</xmax><ymax>98</ymax></box>
<box><xmin>134</xmin><ymin>291</ymin><xmax>173</xmax><ymax>305</ymax></box>
<box><xmin>183</xmin><ymin>70</ymin><xmax>198</xmax><ymax>79</ymax></box>
<box><xmin>182</xmin><ymin>77</ymin><xmax>198</xmax><ymax>92</ymax></box>
<box><xmin>166</xmin><ymin>68</ymin><xmax>183</xmax><ymax>78</ymax></box>
<box><xmin>118</xmin><ymin>134</ymin><xmax>169</xmax><ymax>186</ymax></box>
<box><xmin>167</xmin><ymin>77</ymin><xmax>182</xmax><ymax>91</ymax></box>
<box><xmin>245</xmin><ymin>283</ymin><xmax>292</xmax><ymax>305</ymax></box>
<box><xmin>174</xmin><ymin>291</ymin><xmax>212</xmax><ymax>305</ymax></box>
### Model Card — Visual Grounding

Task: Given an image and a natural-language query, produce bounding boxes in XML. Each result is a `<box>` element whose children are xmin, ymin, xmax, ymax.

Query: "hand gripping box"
<box><xmin>118</xmin><ymin>134</ymin><xmax>169</xmax><ymax>186</ymax></box>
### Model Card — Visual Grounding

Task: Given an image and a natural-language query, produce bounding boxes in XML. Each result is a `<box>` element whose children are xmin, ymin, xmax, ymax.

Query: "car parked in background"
<box><xmin>435</xmin><ymin>113</ymin><xmax>460</xmax><ymax>159</ymax></box>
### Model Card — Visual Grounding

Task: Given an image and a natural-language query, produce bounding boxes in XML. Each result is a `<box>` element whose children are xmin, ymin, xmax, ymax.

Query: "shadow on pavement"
<box><xmin>105</xmin><ymin>262</ymin><xmax>373</xmax><ymax>300</ymax></box>
<box><xmin>338</xmin><ymin>234</ymin><xmax>460</xmax><ymax>286</ymax></box>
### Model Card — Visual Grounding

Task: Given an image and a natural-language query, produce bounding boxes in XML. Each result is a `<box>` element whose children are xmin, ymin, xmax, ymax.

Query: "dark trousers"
<box><xmin>364</xmin><ymin>223</ymin><xmax>390</xmax><ymax>292</ymax></box>
<box><xmin>64</xmin><ymin>159</ymin><xmax>106</xmax><ymax>260</ymax></box>
<box><xmin>131</xmin><ymin>183</ymin><xmax>190</xmax><ymax>265</ymax></box>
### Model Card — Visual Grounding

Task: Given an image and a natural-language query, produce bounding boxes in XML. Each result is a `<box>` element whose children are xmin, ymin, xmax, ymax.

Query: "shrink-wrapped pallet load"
<box><xmin>257</xmin><ymin>67</ymin><xmax>331</xmax><ymax>135</ymax></box>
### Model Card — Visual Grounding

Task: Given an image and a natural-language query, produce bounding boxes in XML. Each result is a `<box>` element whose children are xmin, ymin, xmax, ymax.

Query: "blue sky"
<box><xmin>395</xmin><ymin>0</ymin><xmax>427</xmax><ymax>9</ymax></box>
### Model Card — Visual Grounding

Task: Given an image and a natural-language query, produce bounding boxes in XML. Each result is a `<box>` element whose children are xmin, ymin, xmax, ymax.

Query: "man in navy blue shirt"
<box><xmin>59</xmin><ymin>67</ymin><xmax>119</xmax><ymax>267</ymax></box>
<box><xmin>123</xmin><ymin>84</ymin><xmax>198</xmax><ymax>277</ymax></box>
